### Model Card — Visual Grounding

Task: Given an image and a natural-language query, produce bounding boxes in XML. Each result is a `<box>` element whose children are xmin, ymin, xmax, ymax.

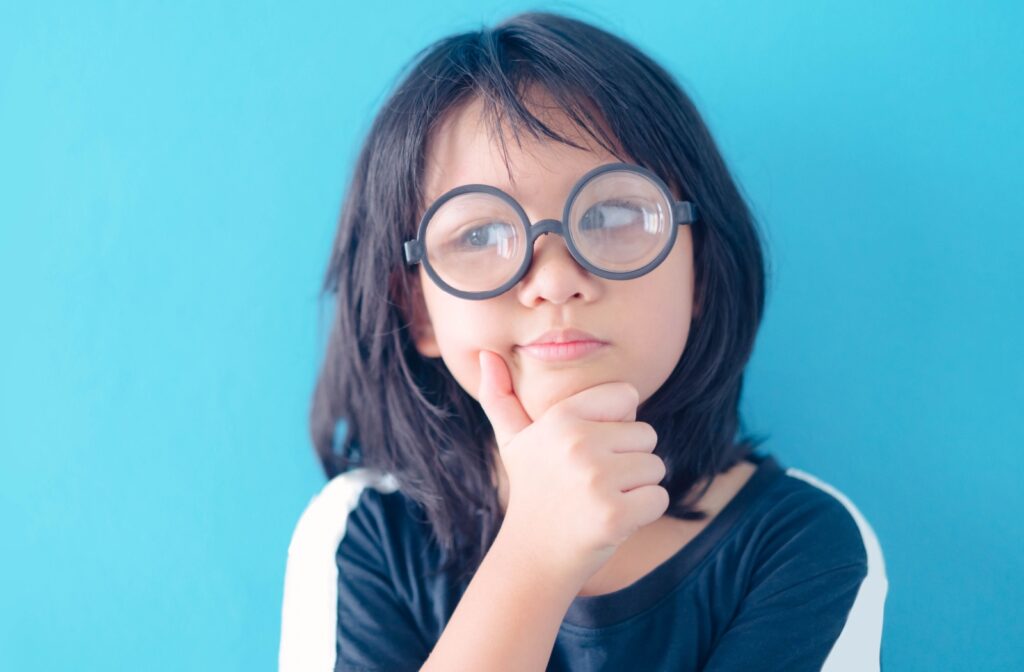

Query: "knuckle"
<box><xmin>565</xmin><ymin>432</ymin><xmax>598</xmax><ymax>469</ymax></box>
<box><xmin>565</xmin><ymin>430</ymin><xmax>588</xmax><ymax>456</ymax></box>
<box><xmin>656</xmin><ymin>486</ymin><xmax>671</xmax><ymax>510</ymax></box>
<box><xmin>583</xmin><ymin>464</ymin><xmax>604</xmax><ymax>490</ymax></box>
<box><xmin>547</xmin><ymin>403</ymin><xmax>570</xmax><ymax>423</ymax></box>
<box><xmin>596</xmin><ymin>505</ymin><xmax>624</xmax><ymax>537</ymax></box>
<box><xmin>638</xmin><ymin>422</ymin><xmax>659</xmax><ymax>449</ymax></box>
<box><xmin>653</xmin><ymin>456</ymin><xmax>667</xmax><ymax>481</ymax></box>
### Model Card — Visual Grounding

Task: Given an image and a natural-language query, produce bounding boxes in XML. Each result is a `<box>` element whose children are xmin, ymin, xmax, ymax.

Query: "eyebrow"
<box><xmin>423</xmin><ymin>174</ymin><xmax>521</xmax><ymax>206</ymax></box>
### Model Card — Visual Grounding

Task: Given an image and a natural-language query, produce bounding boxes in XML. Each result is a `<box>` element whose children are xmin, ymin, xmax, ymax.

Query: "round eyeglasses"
<box><xmin>402</xmin><ymin>162</ymin><xmax>699</xmax><ymax>300</ymax></box>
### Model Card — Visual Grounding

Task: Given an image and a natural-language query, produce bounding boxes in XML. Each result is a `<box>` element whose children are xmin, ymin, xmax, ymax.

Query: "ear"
<box><xmin>407</xmin><ymin>274</ymin><xmax>442</xmax><ymax>358</ymax></box>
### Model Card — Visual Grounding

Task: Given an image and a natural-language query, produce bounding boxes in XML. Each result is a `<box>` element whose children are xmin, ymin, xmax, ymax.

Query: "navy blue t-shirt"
<box><xmin>278</xmin><ymin>451</ymin><xmax>888</xmax><ymax>671</ymax></box>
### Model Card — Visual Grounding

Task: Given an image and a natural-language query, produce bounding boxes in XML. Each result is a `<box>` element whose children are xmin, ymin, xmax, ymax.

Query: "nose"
<box><xmin>514</xmin><ymin>218</ymin><xmax>600</xmax><ymax>306</ymax></box>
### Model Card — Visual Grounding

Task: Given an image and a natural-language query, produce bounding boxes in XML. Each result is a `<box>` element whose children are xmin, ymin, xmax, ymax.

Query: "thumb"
<box><xmin>477</xmin><ymin>349</ymin><xmax>533</xmax><ymax>449</ymax></box>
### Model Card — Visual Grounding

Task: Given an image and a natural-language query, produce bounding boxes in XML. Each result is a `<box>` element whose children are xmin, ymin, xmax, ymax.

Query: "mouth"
<box><xmin>522</xmin><ymin>327</ymin><xmax>604</xmax><ymax>346</ymax></box>
<box><xmin>514</xmin><ymin>340</ymin><xmax>609</xmax><ymax>362</ymax></box>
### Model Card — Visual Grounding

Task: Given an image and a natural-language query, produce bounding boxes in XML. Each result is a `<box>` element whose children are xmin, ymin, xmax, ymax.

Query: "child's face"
<box><xmin>409</xmin><ymin>90</ymin><xmax>697</xmax><ymax>422</ymax></box>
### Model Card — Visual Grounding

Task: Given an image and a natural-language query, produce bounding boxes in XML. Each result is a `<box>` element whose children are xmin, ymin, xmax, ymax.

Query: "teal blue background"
<box><xmin>2</xmin><ymin>2</ymin><xmax>1021</xmax><ymax>670</ymax></box>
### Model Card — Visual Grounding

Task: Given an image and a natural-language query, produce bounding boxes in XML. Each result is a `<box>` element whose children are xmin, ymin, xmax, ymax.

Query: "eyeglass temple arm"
<box><xmin>674</xmin><ymin>201</ymin><xmax>699</xmax><ymax>224</ymax></box>
<box><xmin>404</xmin><ymin>239</ymin><xmax>424</xmax><ymax>265</ymax></box>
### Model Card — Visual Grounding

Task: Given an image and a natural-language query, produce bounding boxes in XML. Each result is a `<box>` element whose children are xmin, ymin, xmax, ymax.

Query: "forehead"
<box><xmin>420</xmin><ymin>88</ymin><xmax>626</xmax><ymax>209</ymax></box>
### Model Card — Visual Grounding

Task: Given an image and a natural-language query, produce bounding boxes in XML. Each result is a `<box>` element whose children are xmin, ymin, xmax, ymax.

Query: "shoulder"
<box><xmin>713</xmin><ymin>455</ymin><xmax>888</xmax><ymax>597</ymax></box>
<box><xmin>287</xmin><ymin>468</ymin><xmax>403</xmax><ymax>551</ymax></box>
<box><xmin>699</xmin><ymin>457</ymin><xmax>890</xmax><ymax>672</ymax></box>
<box><xmin>279</xmin><ymin>467</ymin><xmax>407</xmax><ymax>672</ymax></box>
<box><xmin>283</xmin><ymin>467</ymin><xmax>412</xmax><ymax>573</ymax></box>
<box><xmin>745</xmin><ymin>459</ymin><xmax>890</xmax><ymax>664</ymax></box>
<box><xmin>756</xmin><ymin>462</ymin><xmax>887</xmax><ymax>579</ymax></box>
<box><xmin>761</xmin><ymin>458</ymin><xmax>888</xmax><ymax>667</ymax></box>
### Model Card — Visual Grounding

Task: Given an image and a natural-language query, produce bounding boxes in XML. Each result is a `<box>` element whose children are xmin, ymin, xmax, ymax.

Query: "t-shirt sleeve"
<box><xmin>700</xmin><ymin>561</ymin><xmax>868</xmax><ymax>671</ymax></box>
<box><xmin>701</xmin><ymin>490</ymin><xmax>881</xmax><ymax>672</ymax></box>
<box><xmin>334</xmin><ymin>490</ymin><xmax>431</xmax><ymax>672</ymax></box>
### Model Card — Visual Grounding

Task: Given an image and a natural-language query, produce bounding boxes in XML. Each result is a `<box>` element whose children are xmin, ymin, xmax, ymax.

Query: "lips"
<box><xmin>515</xmin><ymin>327</ymin><xmax>609</xmax><ymax>362</ymax></box>
<box><xmin>521</xmin><ymin>327</ymin><xmax>607</xmax><ymax>347</ymax></box>
<box><xmin>516</xmin><ymin>341</ymin><xmax>608</xmax><ymax>362</ymax></box>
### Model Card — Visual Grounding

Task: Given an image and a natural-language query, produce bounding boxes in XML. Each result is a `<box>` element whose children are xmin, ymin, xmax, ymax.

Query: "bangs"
<box><xmin>418</xmin><ymin>27</ymin><xmax>634</xmax><ymax>198</ymax></box>
<box><xmin>475</xmin><ymin>78</ymin><xmax>629</xmax><ymax>184</ymax></box>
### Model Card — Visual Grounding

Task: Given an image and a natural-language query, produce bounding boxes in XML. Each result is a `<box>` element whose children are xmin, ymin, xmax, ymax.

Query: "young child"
<box><xmin>280</xmin><ymin>11</ymin><xmax>888</xmax><ymax>672</ymax></box>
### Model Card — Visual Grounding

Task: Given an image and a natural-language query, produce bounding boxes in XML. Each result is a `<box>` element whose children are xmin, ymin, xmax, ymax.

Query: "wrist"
<box><xmin>490</xmin><ymin>516</ymin><xmax>591</xmax><ymax>597</ymax></box>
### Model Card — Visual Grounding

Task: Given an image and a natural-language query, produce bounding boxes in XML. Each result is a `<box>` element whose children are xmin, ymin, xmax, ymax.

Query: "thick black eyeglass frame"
<box><xmin>402</xmin><ymin>162</ymin><xmax>699</xmax><ymax>300</ymax></box>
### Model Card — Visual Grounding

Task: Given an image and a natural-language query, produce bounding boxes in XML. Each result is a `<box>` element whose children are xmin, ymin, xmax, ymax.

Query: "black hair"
<box><xmin>310</xmin><ymin>10</ymin><xmax>771</xmax><ymax>584</ymax></box>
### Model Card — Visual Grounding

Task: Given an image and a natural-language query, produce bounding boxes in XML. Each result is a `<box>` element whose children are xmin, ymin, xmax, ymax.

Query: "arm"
<box><xmin>329</xmin><ymin>484</ymin><xmax>585</xmax><ymax>672</ymax></box>
<box><xmin>420</xmin><ymin>525</ymin><xmax>585</xmax><ymax>672</ymax></box>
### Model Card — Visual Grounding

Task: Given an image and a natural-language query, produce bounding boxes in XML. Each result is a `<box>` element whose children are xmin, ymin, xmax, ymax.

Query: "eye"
<box><xmin>451</xmin><ymin>220</ymin><xmax>516</xmax><ymax>251</ymax></box>
<box><xmin>579</xmin><ymin>199</ymin><xmax>645</xmax><ymax>231</ymax></box>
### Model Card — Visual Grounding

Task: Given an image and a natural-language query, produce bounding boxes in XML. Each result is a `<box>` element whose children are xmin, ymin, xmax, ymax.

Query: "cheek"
<box><xmin>426</xmin><ymin>302</ymin><xmax>512</xmax><ymax>401</ymax></box>
<box><xmin>626</xmin><ymin>290</ymin><xmax>690</xmax><ymax>388</ymax></box>
<box><xmin>619</xmin><ymin>253</ymin><xmax>695</xmax><ymax>399</ymax></box>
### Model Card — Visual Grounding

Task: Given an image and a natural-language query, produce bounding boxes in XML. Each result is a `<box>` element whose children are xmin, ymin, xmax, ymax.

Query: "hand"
<box><xmin>476</xmin><ymin>349</ymin><xmax>670</xmax><ymax>584</ymax></box>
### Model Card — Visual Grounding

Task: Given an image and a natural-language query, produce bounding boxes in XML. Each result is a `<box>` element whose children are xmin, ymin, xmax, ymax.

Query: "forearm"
<box><xmin>420</xmin><ymin>527</ymin><xmax>583</xmax><ymax>671</ymax></box>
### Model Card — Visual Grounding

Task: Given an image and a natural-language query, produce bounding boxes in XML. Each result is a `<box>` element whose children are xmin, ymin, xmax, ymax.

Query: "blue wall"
<box><xmin>2</xmin><ymin>2</ymin><xmax>1021</xmax><ymax>669</ymax></box>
